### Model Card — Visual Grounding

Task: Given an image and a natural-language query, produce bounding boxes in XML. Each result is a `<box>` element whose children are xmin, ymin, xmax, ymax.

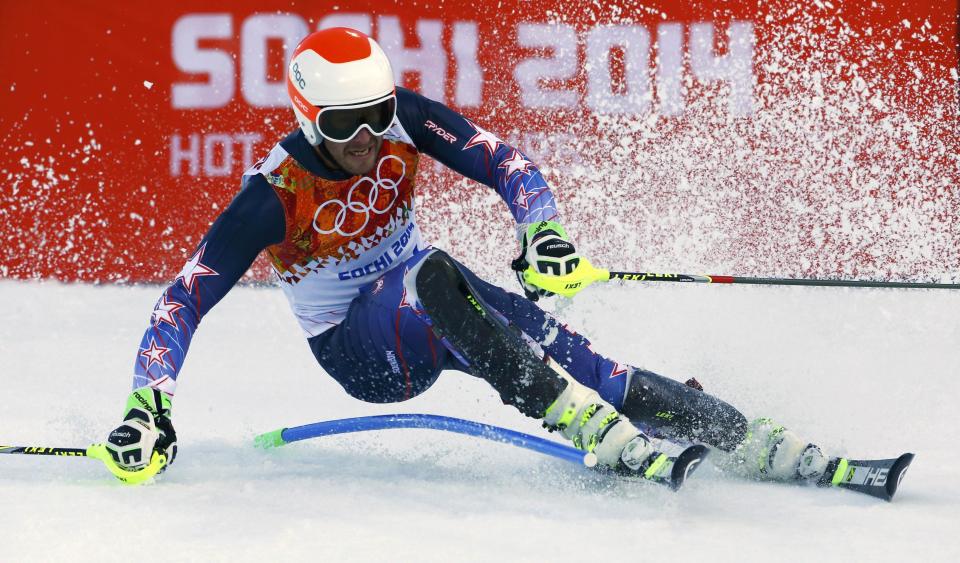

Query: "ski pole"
<box><xmin>521</xmin><ymin>259</ymin><xmax>960</xmax><ymax>297</ymax></box>
<box><xmin>603</xmin><ymin>271</ymin><xmax>960</xmax><ymax>290</ymax></box>
<box><xmin>1</xmin><ymin>443</ymin><xmax>168</xmax><ymax>484</ymax></box>
<box><xmin>1</xmin><ymin>445</ymin><xmax>89</xmax><ymax>456</ymax></box>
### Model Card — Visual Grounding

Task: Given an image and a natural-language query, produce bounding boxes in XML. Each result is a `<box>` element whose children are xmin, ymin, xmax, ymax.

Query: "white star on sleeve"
<box><xmin>512</xmin><ymin>185</ymin><xmax>542</xmax><ymax>211</ymax></box>
<box><xmin>462</xmin><ymin>121</ymin><xmax>503</xmax><ymax>156</ymax></box>
<box><xmin>176</xmin><ymin>243</ymin><xmax>219</xmax><ymax>293</ymax></box>
<box><xmin>140</xmin><ymin>338</ymin><xmax>171</xmax><ymax>369</ymax></box>
<box><xmin>152</xmin><ymin>294</ymin><xmax>185</xmax><ymax>329</ymax></box>
<box><xmin>498</xmin><ymin>150</ymin><xmax>534</xmax><ymax>177</ymax></box>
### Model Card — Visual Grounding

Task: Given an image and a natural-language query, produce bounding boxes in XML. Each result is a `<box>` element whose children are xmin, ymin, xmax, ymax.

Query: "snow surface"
<box><xmin>2</xmin><ymin>280</ymin><xmax>959</xmax><ymax>562</ymax></box>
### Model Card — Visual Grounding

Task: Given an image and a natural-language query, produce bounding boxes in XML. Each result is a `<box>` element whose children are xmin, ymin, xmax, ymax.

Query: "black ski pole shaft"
<box><xmin>0</xmin><ymin>445</ymin><xmax>88</xmax><ymax>457</ymax></box>
<box><xmin>605</xmin><ymin>272</ymin><xmax>960</xmax><ymax>290</ymax></box>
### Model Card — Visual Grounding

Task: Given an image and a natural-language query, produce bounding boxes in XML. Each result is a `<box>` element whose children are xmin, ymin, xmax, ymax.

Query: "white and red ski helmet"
<box><xmin>287</xmin><ymin>28</ymin><xmax>395</xmax><ymax>145</ymax></box>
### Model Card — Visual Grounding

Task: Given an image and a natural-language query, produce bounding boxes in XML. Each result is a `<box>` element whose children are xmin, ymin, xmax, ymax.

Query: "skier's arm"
<box><xmin>395</xmin><ymin>88</ymin><xmax>587</xmax><ymax>298</ymax></box>
<box><xmin>394</xmin><ymin>87</ymin><xmax>558</xmax><ymax>226</ymax></box>
<box><xmin>131</xmin><ymin>175</ymin><xmax>285</xmax><ymax>394</ymax></box>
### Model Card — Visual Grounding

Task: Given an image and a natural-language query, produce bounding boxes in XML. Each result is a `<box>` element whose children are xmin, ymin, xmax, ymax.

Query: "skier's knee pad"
<box><xmin>415</xmin><ymin>250</ymin><xmax>567</xmax><ymax>418</ymax></box>
<box><xmin>621</xmin><ymin>369</ymin><xmax>747</xmax><ymax>451</ymax></box>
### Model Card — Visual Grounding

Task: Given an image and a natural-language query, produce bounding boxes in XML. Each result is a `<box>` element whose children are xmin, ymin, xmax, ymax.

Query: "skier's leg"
<box><xmin>307</xmin><ymin>249</ymin><xmax>455</xmax><ymax>403</ymax></box>
<box><xmin>412</xmin><ymin>250</ymin><xmax>670</xmax><ymax>475</ymax></box>
<box><xmin>455</xmin><ymin>260</ymin><xmax>748</xmax><ymax>451</ymax></box>
<box><xmin>618</xmin><ymin>368</ymin><xmax>746</xmax><ymax>450</ymax></box>
<box><xmin>621</xmin><ymin>372</ymin><xmax>828</xmax><ymax>480</ymax></box>
<box><xmin>446</xmin><ymin>256</ymin><xmax>828</xmax><ymax>481</ymax></box>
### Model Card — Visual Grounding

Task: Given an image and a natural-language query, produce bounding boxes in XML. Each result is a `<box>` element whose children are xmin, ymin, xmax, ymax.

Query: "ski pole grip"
<box><xmin>86</xmin><ymin>443</ymin><xmax>167</xmax><ymax>485</ymax></box>
<box><xmin>522</xmin><ymin>259</ymin><xmax>611</xmax><ymax>297</ymax></box>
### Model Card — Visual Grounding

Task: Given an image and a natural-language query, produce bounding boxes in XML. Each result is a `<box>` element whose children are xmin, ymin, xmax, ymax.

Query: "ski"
<box><xmin>817</xmin><ymin>453</ymin><xmax>914</xmax><ymax>501</ymax></box>
<box><xmin>629</xmin><ymin>444</ymin><xmax>710</xmax><ymax>491</ymax></box>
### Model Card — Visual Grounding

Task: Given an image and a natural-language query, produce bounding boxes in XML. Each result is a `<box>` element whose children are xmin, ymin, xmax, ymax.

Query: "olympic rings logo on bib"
<box><xmin>312</xmin><ymin>155</ymin><xmax>407</xmax><ymax>237</ymax></box>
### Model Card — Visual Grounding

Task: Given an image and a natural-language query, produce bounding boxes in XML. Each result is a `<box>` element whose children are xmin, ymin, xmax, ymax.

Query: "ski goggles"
<box><xmin>314</xmin><ymin>94</ymin><xmax>397</xmax><ymax>143</ymax></box>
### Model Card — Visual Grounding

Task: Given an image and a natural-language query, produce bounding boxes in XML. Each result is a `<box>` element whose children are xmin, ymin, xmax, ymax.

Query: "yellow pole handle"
<box><xmin>522</xmin><ymin>258</ymin><xmax>611</xmax><ymax>298</ymax></box>
<box><xmin>86</xmin><ymin>443</ymin><xmax>167</xmax><ymax>485</ymax></box>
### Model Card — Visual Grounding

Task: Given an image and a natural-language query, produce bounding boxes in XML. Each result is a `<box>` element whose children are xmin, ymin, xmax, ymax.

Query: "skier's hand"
<box><xmin>104</xmin><ymin>387</ymin><xmax>177</xmax><ymax>477</ymax></box>
<box><xmin>512</xmin><ymin>221</ymin><xmax>600</xmax><ymax>299</ymax></box>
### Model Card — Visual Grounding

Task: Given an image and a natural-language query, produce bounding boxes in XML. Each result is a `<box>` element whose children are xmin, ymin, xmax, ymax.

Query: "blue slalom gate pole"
<box><xmin>254</xmin><ymin>413</ymin><xmax>595</xmax><ymax>467</ymax></box>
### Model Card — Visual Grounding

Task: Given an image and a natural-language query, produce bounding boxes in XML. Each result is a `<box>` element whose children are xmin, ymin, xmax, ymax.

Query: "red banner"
<box><xmin>2</xmin><ymin>1</ymin><xmax>957</xmax><ymax>282</ymax></box>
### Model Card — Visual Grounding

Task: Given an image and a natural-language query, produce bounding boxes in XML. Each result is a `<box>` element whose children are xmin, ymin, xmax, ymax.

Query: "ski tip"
<box><xmin>884</xmin><ymin>452</ymin><xmax>915</xmax><ymax>502</ymax></box>
<box><xmin>670</xmin><ymin>444</ymin><xmax>710</xmax><ymax>491</ymax></box>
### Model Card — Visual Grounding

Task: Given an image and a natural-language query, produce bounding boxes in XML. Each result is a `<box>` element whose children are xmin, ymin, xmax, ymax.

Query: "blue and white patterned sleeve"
<box><xmin>131</xmin><ymin>175</ymin><xmax>285</xmax><ymax>394</ymax></box>
<box><xmin>394</xmin><ymin>87</ymin><xmax>559</xmax><ymax>227</ymax></box>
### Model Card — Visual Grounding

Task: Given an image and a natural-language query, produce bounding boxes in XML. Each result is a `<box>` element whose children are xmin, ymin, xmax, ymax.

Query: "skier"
<box><xmin>104</xmin><ymin>28</ymin><xmax>829</xmax><ymax>486</ymax></box>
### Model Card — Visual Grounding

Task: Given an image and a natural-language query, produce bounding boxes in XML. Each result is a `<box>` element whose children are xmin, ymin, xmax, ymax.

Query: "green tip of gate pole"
<box><xmin>253</xmin><ymin>428</ymin><xmax>287</xmax><ymax>449</ymax></box>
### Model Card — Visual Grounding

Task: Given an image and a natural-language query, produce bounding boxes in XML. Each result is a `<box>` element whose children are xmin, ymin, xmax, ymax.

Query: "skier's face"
<box><xmin>322</xmin><ymin>128</ymin><xmax>382</xmax><ymax>176</ymax></box>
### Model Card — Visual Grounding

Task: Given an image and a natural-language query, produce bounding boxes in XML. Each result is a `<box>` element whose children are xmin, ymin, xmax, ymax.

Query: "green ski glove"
<box><xmin>512</xmin><ymin>220</ymin><xmax>603</xmax><ymax>300</ymax></box>
<box><xmin>104</xmin><ymin>387</ymin><xmax>177</xmax><ymax>476</ymax></box>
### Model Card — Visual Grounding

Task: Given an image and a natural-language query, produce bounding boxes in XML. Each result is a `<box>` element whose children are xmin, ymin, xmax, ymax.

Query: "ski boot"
<box><xmin>543</xmin><ymin>373</ymin><xmax>709</xmax><ymax>491</ymax></box>
<box><xmin>722</xmin><ymin>418</ymin><xmax>829</xmax><ymax>481</ymax></box>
